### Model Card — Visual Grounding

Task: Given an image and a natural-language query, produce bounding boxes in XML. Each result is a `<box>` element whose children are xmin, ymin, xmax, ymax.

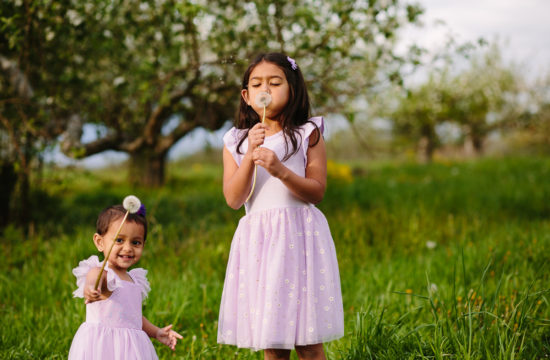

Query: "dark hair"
<box><xmin>236</xmin><ymin>52</ymin><xmax>320</xmax><ymax>160</ymax></box>
<box><xmin>96</xmin><ymin>205</ymin><xmax>148</xmax><ymax>241</ymax></box>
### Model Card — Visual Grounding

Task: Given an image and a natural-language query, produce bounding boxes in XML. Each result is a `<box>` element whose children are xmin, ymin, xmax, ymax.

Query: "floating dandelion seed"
<box><xmin>94</xmin><ymin>195</ymin><xmax>141</xmax><ymax>289</ymax></box>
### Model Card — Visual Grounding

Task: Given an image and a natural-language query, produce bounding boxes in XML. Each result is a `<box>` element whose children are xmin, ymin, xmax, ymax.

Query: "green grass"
<box><xmin>1</xmin><ymin>156</ymin><xmax>549</xmax><ymax>359</ymax></box>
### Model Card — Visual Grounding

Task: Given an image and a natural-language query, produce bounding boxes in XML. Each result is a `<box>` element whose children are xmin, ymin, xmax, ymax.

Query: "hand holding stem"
<box><xmin>245</xmin><ymin>92</ymin><xmax>271</xmax><ymax>203</ymax></box>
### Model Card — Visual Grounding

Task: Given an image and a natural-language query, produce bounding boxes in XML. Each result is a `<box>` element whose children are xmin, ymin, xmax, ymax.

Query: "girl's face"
<box><xmin>242</xmin><ymin>61</ymin><xmax>290</xmax><ymax>121</ymax></box>
<box><xmin>94</xmin><ymin>218</ymin><xmax>145</xmax><ymax>276</ymax></box>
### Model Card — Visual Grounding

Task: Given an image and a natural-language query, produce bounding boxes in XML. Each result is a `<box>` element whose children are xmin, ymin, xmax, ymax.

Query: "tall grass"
<box><xmin>0</xmin><ymin>156</ymin><xmax>548</xmax><ymax>359</ymax></box>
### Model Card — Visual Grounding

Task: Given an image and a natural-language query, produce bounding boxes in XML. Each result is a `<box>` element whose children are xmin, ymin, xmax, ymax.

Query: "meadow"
<box><xmin>0</xmin><ymin>155</ymin><xmax>549</xmax><ymax>359</ymax></box>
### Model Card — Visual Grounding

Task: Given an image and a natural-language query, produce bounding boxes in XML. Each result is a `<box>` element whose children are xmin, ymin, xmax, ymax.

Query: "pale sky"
<box><xmin>402</xmin><ymin>0</ymin><xmax>550</xmax><ymax>75</ymax></box>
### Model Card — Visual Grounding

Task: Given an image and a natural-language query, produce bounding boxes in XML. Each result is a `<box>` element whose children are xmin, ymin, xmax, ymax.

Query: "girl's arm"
<box><xmin>223</xmin><ymin>146</ymin><xmax>255</xmax><ymax>209</ymax></box>
<box><xmin>253</xmin><ymin>133</ymin><xmax>327</xmax><ymax>204</ymax></box>
<box><xmin>223</xmin><ymin>123</ymin><xmax>268</xmax><ymax>209</ymax></box>
<box><xmin>83</xmin><ymin>267</ymin><xmax>111</xmax><ymax>303</ymax></box>
<box><xmin>142</xmin><ymin>316</ymin><xmax>183</xmax><ymax>351</ymax></box>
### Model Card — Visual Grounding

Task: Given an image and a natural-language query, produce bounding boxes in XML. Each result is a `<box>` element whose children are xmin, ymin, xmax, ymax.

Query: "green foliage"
<box><xmin>0</xmin><ymin>156</ymin><xmax>549</xmax><ymax>359</ymax></box>
<box><xmin>1</xmin><ymin>0</ymin><xmax>425</xmax><ymax>188</ymax></box>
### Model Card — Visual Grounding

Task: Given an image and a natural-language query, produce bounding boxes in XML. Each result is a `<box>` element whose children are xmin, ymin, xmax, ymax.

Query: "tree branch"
<box><xmin>143</xmin><ymin>67</ymin><xmax>201</xmax><ymax>140</ymax></box>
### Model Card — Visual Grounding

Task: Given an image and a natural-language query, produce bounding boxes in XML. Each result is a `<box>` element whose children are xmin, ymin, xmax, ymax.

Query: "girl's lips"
<box><xmin>118</xmin><ymin>255</ymin><xmax>134</xmax><ymax>259</ymax></box>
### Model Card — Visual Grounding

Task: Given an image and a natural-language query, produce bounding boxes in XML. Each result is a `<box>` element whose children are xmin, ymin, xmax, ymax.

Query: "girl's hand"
<box><xmin>156</xmin><ymin>324</ymin><xmax>183</xmax><ymax>351</ymax></box>
<box><xmin>253</xmin><ymin>147</ymin><xmax>286</xmax><ymax>178</ymax></box>
<box><xmin>84</xmin><ymin>285</ymin><xmax>101</xmax><ymax>304</ymax></box>
<box><xmin>83</xmin><ymin>268</ymin><xmax>108</xmax><ymax>304</ymax></box>
<box><xmin>247</xmin><ymin>123</ymin><xmax>269</xmax><ymax>152</ymax></box>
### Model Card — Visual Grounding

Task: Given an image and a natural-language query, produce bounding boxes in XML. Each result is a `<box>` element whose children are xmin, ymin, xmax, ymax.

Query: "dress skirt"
<box><xmin>69</xmin><ymin>323</ymin><xmax>158</xmax><ymax>359</ymax></box>
<box><xmin>217</xmin><ymin>205</ymin><xmax>344</xmax><ymax>351</ymax></box>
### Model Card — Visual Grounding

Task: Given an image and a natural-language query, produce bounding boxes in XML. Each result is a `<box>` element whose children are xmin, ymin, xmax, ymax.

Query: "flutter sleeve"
<box><xmin>72</xmin><ymin>255</ymin><xmax>122</xmax><ymax>298</ymax></box>
<box><xmin>301</xmin><ymin>116</ymin><xmax>325</xmax><ymax>163</ymax></box>
<box><xmin>223</xmin><ymin>127</ymin><xmax>247</xmax><ymax>166</ymax></box>
<box><xmin>129</xmin><ymin>268</ymin><xmax>151</xmax><ymax>300</ymax></box>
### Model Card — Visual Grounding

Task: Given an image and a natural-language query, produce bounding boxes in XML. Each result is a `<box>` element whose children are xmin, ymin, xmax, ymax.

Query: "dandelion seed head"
<box><xmin>254</xmin><ymin>92</ymin><xmax>272</xmax><ymax>107</ymax></box>
<box><xmin>122</xmin><ymin>195</ymin><xmax>141</xmax><ymax>213</ymax></box>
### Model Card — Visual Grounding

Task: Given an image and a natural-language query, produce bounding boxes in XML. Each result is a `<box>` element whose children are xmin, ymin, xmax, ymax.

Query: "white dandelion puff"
<box><xmin>254</xmin><ymin>92</ymin><xmax>272</xmax><ymax>107</ymax></box>
<box><xmin>123</xmin><ymin>195</ymin><xmax>141</xmax><ymax>213</ymax></box>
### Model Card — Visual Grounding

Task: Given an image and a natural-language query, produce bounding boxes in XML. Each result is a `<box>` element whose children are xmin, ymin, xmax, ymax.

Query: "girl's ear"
<box><xmin>93</xmin><ymin>233</ymin><xmax>104</xmax><ymax>252</ymax></box>
<box><xmin>241</xmin><ymin>89</ymin><xmax>250</xmax><ymax>105</ymax></box>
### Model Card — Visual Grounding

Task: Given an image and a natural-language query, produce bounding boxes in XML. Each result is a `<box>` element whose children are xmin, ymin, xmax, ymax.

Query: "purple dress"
<box><xmin>218</xmin><ymin>117</ymin><xmax>344</xmax><ymax>351</ymax></box>
<box><xmin>68</xmin><ymin>256</ymin><xmax>158</xmax><ymax>359</ymax></box>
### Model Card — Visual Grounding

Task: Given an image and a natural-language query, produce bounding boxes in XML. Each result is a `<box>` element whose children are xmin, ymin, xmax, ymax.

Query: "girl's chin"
<box><xmin>109</xmin><ymin>258</ymin><xmax>137</xmax><ymax>268</ymax></box>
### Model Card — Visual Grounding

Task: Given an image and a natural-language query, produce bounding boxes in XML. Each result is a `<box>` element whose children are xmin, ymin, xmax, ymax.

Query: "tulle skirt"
<box><xmin>68</xmin><ymin>322</ymin><xmax>158</xmax><ymax>360</ymax></box>
<box><xmin>217</xmin><ymin>205</ymin><xmax>344</xmax><ymax>351</ymax></box>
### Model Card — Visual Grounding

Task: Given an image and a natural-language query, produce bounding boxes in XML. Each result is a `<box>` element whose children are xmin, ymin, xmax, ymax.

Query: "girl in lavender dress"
<box><xmin>218</xmin><ymin>52</ymin><xmax>344</xmax><ymax>360</ymax></box>
<box><xmin>69</xmin><ymin>204</ymin><xmax>182</xmax><ymax>359</ymax></box>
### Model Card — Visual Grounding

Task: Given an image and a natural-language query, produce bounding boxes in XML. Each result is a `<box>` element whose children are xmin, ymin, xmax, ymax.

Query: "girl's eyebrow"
<box><xmin>250</xmin><ymin>75</ymin><xmax>284</xmax><ymax>81</ymax></box>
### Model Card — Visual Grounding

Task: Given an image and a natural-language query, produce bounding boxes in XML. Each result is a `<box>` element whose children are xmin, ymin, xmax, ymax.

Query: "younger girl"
<box><xmin>69</xmin><ymin>204</ymin><xmax>182</xmax><ymax>359</ymax></box>
<box><xmin>218</xmin><ymin>53</ymin><xmax>344</xmax><ymax>360</ymax></box>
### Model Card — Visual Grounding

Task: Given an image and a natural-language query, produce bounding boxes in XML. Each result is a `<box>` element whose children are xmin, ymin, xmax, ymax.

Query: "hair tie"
<box><xmin>137</xmin><ymin>204</ymin><xmax>146</xmax><ymax>217</ymax></box>
<box><xmin>287</xmin><ymin>56</ymin><xmax>297</xmax><ymax>70</ymax></box>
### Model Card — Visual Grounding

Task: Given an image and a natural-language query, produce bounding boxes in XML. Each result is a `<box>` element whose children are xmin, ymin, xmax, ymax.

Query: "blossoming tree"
<box><xmin>1</xmin><ymin>0</ymin><xmax>424</xmax><ymax>188</ymax></box>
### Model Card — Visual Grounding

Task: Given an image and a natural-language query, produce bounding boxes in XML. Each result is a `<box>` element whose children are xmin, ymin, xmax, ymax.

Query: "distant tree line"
<box><xmin>390</xmin><ymin>43</ymin><xmax>531</xmax><ymax>163</ymax></box>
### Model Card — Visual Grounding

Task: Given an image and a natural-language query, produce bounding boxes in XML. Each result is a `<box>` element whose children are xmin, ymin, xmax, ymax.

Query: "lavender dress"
<box><xmin>218</xmin><ymin>117</ymin><xmax>344</xmax><ymax>351</ymax></box>
<box><xmin>68</xmin><ymin>256</ymin><xmax>158</xmax><ymax>359</ymax></box>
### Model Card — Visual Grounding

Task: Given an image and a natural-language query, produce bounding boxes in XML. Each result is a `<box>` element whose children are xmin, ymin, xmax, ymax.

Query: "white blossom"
<box><xmin>66</xmin><ymin>10</ymin><xmax>83</xmax><ymax>27</ymax></box>
<box><xmin>113</xmin><ymin>76</ymin><xmax>125</xmax><ymax>87</ymax></box>
<box><xmin>45</xmin><ymin>30</ymin><xmax>55</xmax><ymax>42</ymax></box>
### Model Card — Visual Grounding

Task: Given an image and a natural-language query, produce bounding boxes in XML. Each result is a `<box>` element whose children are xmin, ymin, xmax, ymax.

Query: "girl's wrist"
<box><xmin>243</xmin><ymin>152</ymin><xmax>254</xmax><ymax>164</ymax></box>
<box><xmin>275</xmin><ymin>165</ymin><xmax>289</xmax><ymax>181</ymax></box>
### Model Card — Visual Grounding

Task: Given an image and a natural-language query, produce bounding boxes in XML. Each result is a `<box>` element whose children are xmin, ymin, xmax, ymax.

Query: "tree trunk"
<box><xmin>417</xmin><ymin>124</ymin><xmax>436</xmax><ymax>163</ymax></box>
<box><xmin>472</xmin><ymin>134</ymin><xmax>484</xmax><ymax>154</ymax></box>
<box><xmin>128</xmin><ymin>149</ymin><xmax>167</xmax><ymax>187</ymax></box>
<box><xmin>17</xmin><ymin>169</ymin><xmax>30</xmax><ymax>228</ymax></box>
<box><xmin>463</xmin><ymin>126</ymin><xmax>484</xmax><ymax>156</ymax></box>
<box><xmin>0</xmin><ymin>162</ymin><xmax>17</xmax><ymax>228</ymax></box>
<box><xmin>417</xmin><ymin>136</ymin><xmax>434</xmax><ymax>163</ymax></box>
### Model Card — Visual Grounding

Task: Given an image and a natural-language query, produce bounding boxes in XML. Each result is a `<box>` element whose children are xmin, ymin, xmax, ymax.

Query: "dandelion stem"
<box><xmin>244</xmin><ymin>105</ymin><xmax>266</xmax><ymax>203</ymax></box>
<box><xmin>94</xmin><ymin>210</ymin><xmax>129</xmax><ymax>289</ymax></box>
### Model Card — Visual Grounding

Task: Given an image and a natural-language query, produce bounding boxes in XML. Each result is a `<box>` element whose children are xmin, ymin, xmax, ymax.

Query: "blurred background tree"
<box><xmin>444</xmin><ymin>44</ymin><xmax>522</xmax><ymax>155</ymax></box>
<box><xmin>386</xmin><ymin>43</ymin><xmax>524</xmax><ymax>162</ymax></box>
<box><xmin>391</xmin><ymin>75</ymin><xmax>445</xmax><ymax>163</ymax></box>
<box><xmin>1</xmin><ymin>0</ymin><xmax>425</xmax><ymax>190</ymax></box>
<box><xmin>1</xmin><ymin>0</ymin><xmax>81</xmax><ymax>225</ymax></box>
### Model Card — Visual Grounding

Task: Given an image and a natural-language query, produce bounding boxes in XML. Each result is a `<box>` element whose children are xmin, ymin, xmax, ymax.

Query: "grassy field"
<box><xmin>0</xmin><ymin>156</ymin><xmax>549</xmax><ymax>359</ymax></box>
